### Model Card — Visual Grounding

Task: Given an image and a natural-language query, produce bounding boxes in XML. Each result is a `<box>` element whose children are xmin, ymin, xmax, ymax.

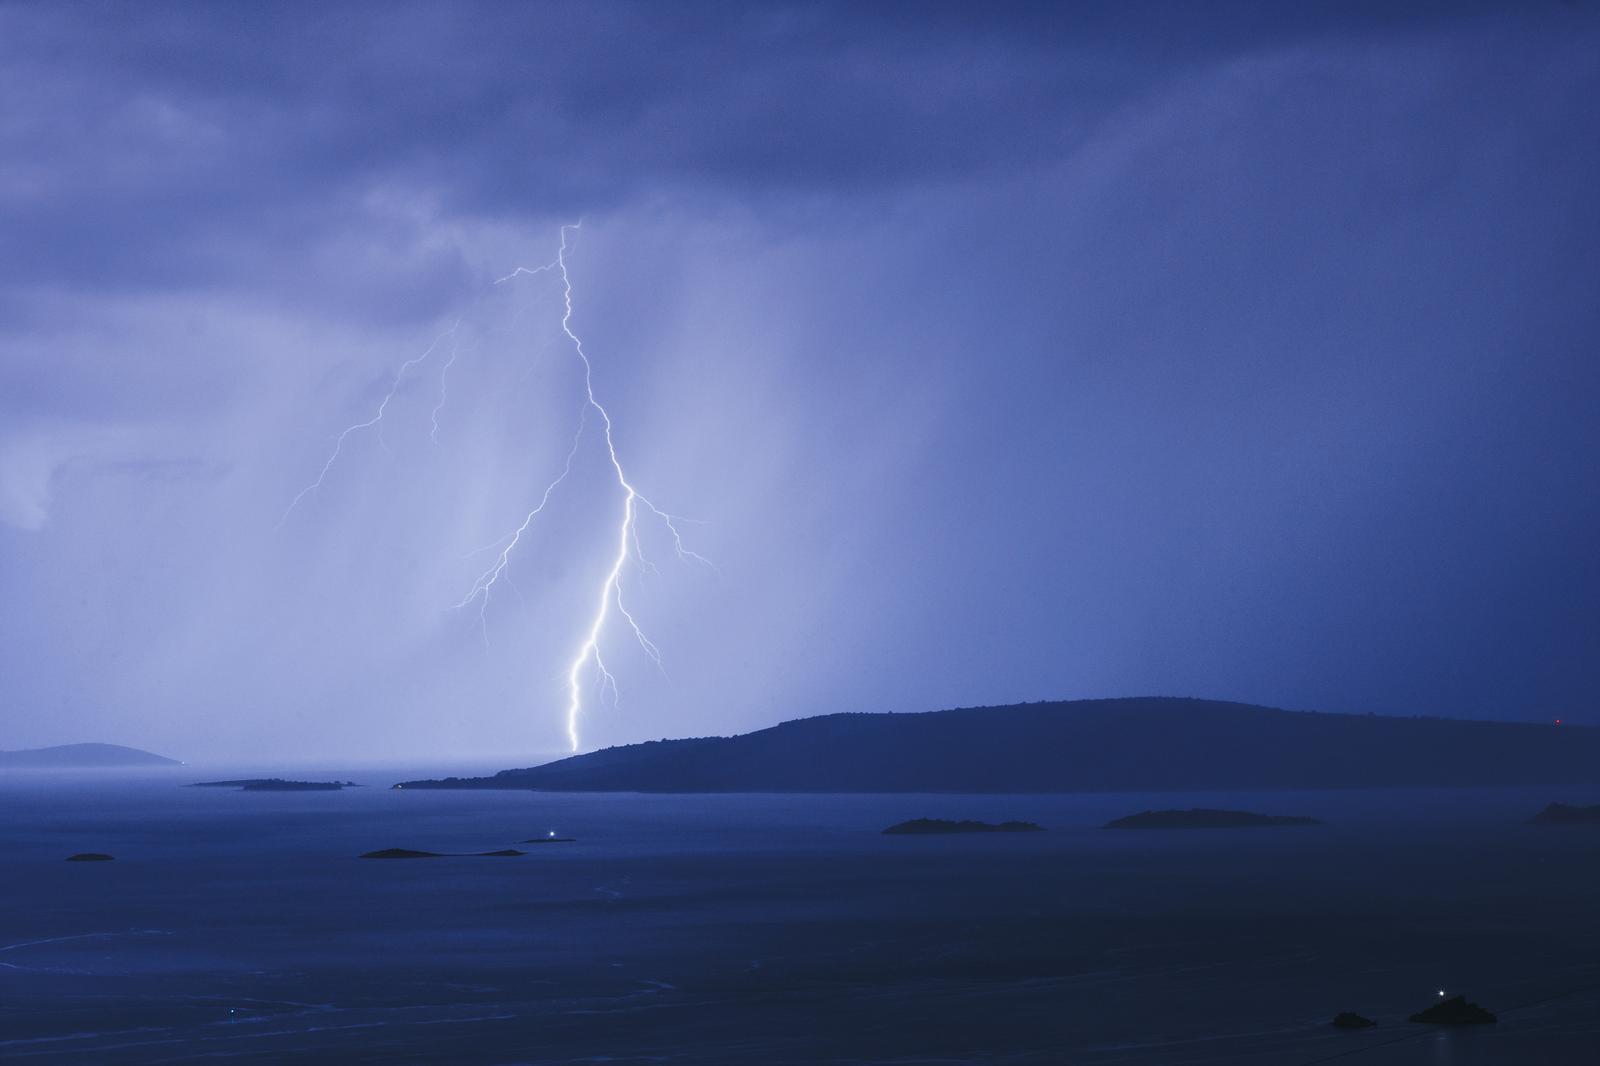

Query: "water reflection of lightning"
<box><xmin>459</xmin><ymin>224</ymin><xmax>707</xmax><ymax>751</ymax></box>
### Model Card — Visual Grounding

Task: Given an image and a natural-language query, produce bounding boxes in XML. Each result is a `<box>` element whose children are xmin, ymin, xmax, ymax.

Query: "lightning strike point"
<box><xmin>283</xmin><ymin>222</ymin><xmax>707</xmax><ymax>754</ymax></box>
<box><xmin>455</xmin><ymin>223</ymin><xmax>707</xmax><ymax>752</ymax></box>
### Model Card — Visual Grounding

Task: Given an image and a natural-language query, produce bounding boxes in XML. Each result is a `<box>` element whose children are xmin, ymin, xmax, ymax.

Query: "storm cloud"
<box><xmin>1</xmin><ymin>2</ymin><xmax>1596</xmax><ymax>760</ymax></box>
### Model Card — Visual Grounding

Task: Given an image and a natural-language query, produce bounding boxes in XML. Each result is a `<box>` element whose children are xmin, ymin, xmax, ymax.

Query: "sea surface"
<box><xmin>2</xmin><ymin>766</ymin><xmax>1599</xmax><ymax>1064</ymax></box>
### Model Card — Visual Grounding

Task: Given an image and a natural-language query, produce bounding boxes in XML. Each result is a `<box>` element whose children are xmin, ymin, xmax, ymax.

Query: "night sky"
<box><xmin>2</xmin><ymin>2</ymin><xmax>1597</xmax><ymax>761</ymax></box>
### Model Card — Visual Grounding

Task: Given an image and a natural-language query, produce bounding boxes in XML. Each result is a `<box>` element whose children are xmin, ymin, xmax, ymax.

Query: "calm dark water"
<box><xmin>3</xmin><ymin>767</ymin><xmax>1599</xmax><ymax>1064</ymax></box>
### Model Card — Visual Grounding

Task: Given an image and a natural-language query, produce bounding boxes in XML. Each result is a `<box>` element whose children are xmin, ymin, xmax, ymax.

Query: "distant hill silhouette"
<box><xmin>393</xmin><ymin>698</ymin><xmax>1600</xmax><ymax>793</ymax></box>
<box><xmin>0</xmin><ymin>742</ymin><xmax>180</xmax><ymax>768</ymax></box>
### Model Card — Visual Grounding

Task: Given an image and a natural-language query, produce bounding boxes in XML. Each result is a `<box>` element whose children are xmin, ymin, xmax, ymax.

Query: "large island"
<box><xmin>393</xmin><ymin>697</ymin><xmax>1600</xmax><ymax>794</ymax></box>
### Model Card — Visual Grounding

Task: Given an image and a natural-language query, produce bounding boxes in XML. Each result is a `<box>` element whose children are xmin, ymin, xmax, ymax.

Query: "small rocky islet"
<box><xmin>1409</xmin><ymin>995</ymin><xmax>1497</xmax><ymax>1025</ymax></box>
<box><xmin>1526</xmin><ymin>802</ymin><xmax>1600</xmax><ymax>826</ymax></box>
<box><xmin>1328</xmin><ymin>995</ymin><xmax>1498</xmax><ymax>1029</ymax></box>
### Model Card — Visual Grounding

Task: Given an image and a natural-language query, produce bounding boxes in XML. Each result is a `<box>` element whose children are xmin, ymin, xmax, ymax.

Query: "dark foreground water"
<box><xmin>2</xmin><ymin>768</ymin><xmax>1599</xmax><ymax>1065</ymax></box>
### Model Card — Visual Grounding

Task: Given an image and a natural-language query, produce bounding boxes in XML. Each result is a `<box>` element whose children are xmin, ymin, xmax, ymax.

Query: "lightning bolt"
<box><xmin>452</xmin><ymin>408</ymin><xmax>586</xmax><ymax>648</ymax></box>
<box><xmin>280</xmin><ymin>227</ymin><xmax>704</xmax><ymax>752</ymax></box>
<box><xmin>456</xmin><ymin>224</ymin><xmax>709</xmax><ymax>751</ymax></box>
<box><xmin>428</xmin><ymin>334</ymin><xmax>462</xmax><ymax>444</ymax></box>
<box><xmin>277</xmin><ymin>319</ymin><xmax>460</xmax><ymax>528</ymax></box>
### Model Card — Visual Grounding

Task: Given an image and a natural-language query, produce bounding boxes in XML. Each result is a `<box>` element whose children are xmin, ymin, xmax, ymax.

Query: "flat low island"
<box><xmin>1104</xmin><ymin>808</ymin><xmax>1322</xmax><ymax>829</ymax></box>
<box><xmin>883</xmin><ymin>819</ymin><xmax>1043</xmax><ymax>834</ymax></box>
<box><xmin>190</xmin><ymin>779</ymin><xmax>358</xmax><ymax>791</ymax></box>
<box><xmin>360</xmin><ymin>848</ymin><xmax>527</xmax><ymax>859</ymax></box>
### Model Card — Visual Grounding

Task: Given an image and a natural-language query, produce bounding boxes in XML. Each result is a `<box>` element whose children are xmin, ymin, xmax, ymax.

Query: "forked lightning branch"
<box><xmin>279</xmin><ymin>224</ymin><xmax>708</xmax><ymax>751</ymax></box>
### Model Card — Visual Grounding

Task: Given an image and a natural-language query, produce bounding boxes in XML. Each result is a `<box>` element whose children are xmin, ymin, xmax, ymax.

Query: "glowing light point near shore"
<box><xmin>549</xmin><ymin>831</ymin><xmax>557</xmax><ymax>838</ymax></box>
<box><xmin>1438</xmin><ymin>990</ymin><xmax>1446</xmax><ymax>997</ymax></box>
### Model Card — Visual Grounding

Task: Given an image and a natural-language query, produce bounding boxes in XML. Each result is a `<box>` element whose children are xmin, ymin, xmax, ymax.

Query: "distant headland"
<box><xmin>392</xmin><ymin>697</ymin><xmax>1600</xmax><ymax>794</ymax></box>
<box><xmin>0</xmin><ymin>743</ymin><xmax>181</xmax><ymax>768</ymax></box>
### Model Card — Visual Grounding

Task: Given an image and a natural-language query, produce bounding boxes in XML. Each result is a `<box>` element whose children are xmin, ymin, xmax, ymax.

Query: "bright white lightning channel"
<box><xmin>278</xmin><ymin>226</ymin><xmax>706</xmax><ymax>752</ymax></box>
<box><xmin>459</xmin><ymin>224</ymin><xmax>709</xmax><ymax>751</ymax></box>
